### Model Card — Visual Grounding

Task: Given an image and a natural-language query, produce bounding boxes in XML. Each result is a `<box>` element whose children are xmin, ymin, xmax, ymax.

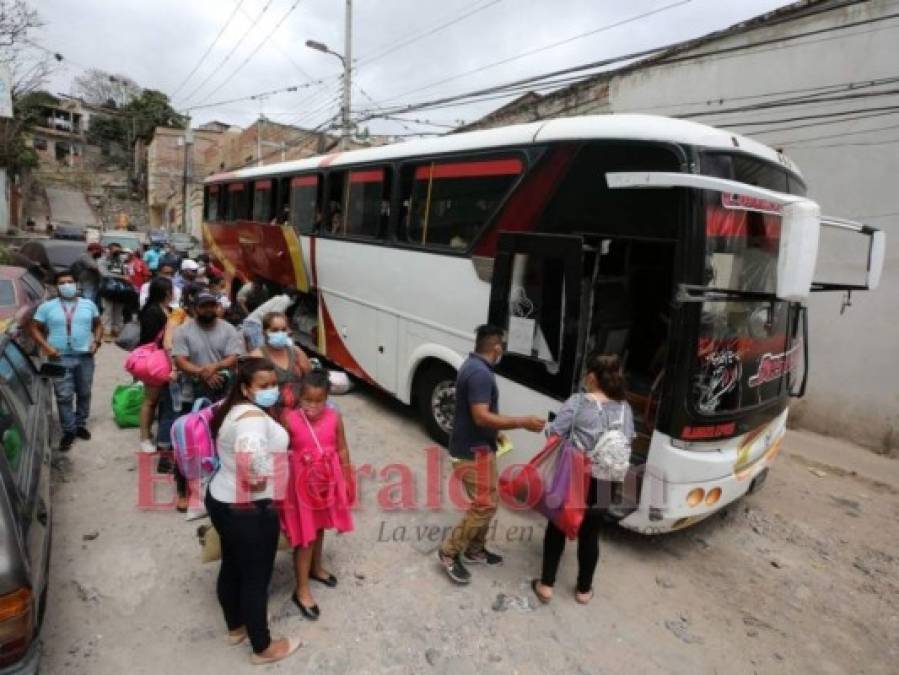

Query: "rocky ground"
<box><xmin>40</xmin><ymin>349</ymin><xmax>899</xmax><ymax>674</ymax></box>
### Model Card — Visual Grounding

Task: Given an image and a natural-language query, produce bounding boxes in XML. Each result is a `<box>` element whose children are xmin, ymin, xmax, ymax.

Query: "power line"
<box><xmin>236</xmin><ymin>1</ymin><xmax>318</xmax><ymax>82</ymax></box>
<box><xmin>171</xmin><ymin>0</ymin><xmax>247</xmax><ymax>97</ymax></box>
<box><xmin>379</xmin><ymin>0</ymin><xmax>693</xmax><ymax>105</ymax></box>
<box><xmin>768</xmin><ymin>120</ymin><xmax>899</xmax><ymax>147</ymax></box>
<box><xmin>745</xmin><ymin>108</ymin><xmax>899</xmax><ymax>136</ymax></box>
<box><xmin>193</xmin><ymin>0</ymin><xmax>304</xmax><ymax>105</ymax></box>
<box><xmin>178</xmin><ymin>0</ymin><xmax>276</xmax><ymax>105</ymax></box>
<box><xmin>182</xmin><ymin>82</ymin><xmax>318</xmax><ymax>112</ymax></box>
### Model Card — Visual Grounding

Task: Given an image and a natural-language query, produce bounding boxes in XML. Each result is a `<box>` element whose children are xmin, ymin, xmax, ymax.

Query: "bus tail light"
<box><xmin>686</xmin><ymin>488</ymin><xmax>705</xmax><ymax>507</ymax></box>
<box><xmin>705</xmin><ymin>487</ymin><xmax>722</xmax><ymax>506</ymax></box>
<box><xmin>0</xmin><ymin>588</ymin><xmax>33</xmax><ymax>667</ymax></box>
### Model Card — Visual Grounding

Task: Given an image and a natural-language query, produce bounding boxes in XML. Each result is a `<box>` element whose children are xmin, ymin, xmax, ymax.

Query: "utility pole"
<box><xmin>181</xmin><ymin>120</ymin><xmax>193</xmax><ymax>235</ymax></box>
<box><xmin>342</xmin><ymin>0</ymin><xmax>353</xmax><ymax>150</ymax></box>
<box><xmin>257</xmin><ymin>113</ymin><xmax>263</xmax><ymax>167</ymax></box>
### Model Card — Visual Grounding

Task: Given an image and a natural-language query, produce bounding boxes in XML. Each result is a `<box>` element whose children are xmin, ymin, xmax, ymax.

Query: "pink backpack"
<box><xmin>124</xmin><ymin>331</ymin><xmax>171</xmax><ymax>386</ymax></box>
<box><xmin>171</xmin><ymin>398</ymin><xmax>220</xmax><ymax>481</ymax></box>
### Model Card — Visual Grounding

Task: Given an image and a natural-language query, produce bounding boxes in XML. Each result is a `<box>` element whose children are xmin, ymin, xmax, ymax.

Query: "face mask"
<box><xmin>196</xmin><ymin>313</ymin><xmax>216</xmax><ymax>326</ymax></box>
<box><xmin>493</xmin><ymin>348</ymin><xmax>504</xmax><ymax>366</ymax></box>
<box><xmin>253</xmin><ymin>387</ymin><xmax>280</xmax><ymax>408</ymax></box>
<box><xmin>266</xmin><ymin>331</ymin><xmax>290</xmax><ymax>348</ymax></box>
<box><xmin>58</xmin><ymin>283</ymin><xmax>77</xmax><ymax>299</ymax></box>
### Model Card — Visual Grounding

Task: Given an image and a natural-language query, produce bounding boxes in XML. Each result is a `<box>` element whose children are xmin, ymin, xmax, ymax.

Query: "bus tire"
<box><xmin>415</xmin><ymin>363</ymin><xmax>457</xmax><ymax>448</ymax></box>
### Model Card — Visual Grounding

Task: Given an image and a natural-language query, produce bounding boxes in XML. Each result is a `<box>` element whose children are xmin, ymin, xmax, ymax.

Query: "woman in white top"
<box><xmin>205</xmin><ymin>357</ymin><xmax>300</xmax><ymax>666</ymax></box>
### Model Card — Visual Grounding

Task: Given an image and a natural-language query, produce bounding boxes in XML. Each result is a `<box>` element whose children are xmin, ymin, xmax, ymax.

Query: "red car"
<box><xmin>0</xmin><ymin>266</ymin><xmax>48</xmax><ymax>353</ymax></box>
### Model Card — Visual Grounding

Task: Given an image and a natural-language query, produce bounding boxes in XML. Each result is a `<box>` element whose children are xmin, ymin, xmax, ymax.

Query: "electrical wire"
<box><xmin>171</xmin><ymin>0</ymin><xmax>247</xmax><ymax>97</ymax></box>
<box><xmin>767</xmin><ymin>120</ymin><xmax>899</xmax><ymax>147</ymax></box>
<box><xmin>178</xmin><ymin>0</ymin><xmax>276</xmax><ymax>105</ymax></box>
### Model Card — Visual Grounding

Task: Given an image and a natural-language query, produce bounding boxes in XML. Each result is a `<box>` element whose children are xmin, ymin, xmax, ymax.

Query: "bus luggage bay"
<box><xmin>201</xmin><ymin>114</ymin><xmax>883</xmax><ymax>534</ymax></box>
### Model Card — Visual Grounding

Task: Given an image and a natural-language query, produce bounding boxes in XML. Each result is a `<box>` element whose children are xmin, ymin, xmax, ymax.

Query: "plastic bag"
<box><xmin>112</xmin><ymin>382</ymin><xmax>144</xmax><ymax>428</ymax></box>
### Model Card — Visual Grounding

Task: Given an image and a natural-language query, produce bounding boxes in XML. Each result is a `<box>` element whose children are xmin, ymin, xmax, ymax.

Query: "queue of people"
<box><xmin>29</xmin><ymin>237</ymin><xmax>634</xmax><ymax>666</ymax></box>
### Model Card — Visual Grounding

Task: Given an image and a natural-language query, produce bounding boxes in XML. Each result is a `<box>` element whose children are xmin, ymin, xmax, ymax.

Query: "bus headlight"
<box><xmin>705</xmin><ymin>487</ymin><xmax>722</xmax><ymax>506</ymax></box>
<box><xmin>686</xmin><ymin>488</ymin><xmax>705</xmax><ymax>507</ymax></box>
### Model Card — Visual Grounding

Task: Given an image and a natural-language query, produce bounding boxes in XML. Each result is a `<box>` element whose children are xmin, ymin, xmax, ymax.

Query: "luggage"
<box><xmin>124</xmin><ymin>331</ymin><xmax>171</xmax><ymax>386</ymax></box>
<box><xmin>171</xmin><ymin>398</ymin><xmax>220</xmax><ymax>481</ymax></box>
<box><xmin>112</xmin><ymin>382</ymin><xmax>144</xmax><ymax>428</ymax></box>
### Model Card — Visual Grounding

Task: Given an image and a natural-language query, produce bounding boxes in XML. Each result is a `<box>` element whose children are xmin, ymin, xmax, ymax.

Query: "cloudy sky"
<box><xmin>28</xmin><ymin>0</ymin><xmax>796</xmax><ymax>135</ymax></box>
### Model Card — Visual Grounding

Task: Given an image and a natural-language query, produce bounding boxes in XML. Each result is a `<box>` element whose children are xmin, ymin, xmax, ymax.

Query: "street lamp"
<box><xmin>305</xmin><ymin>1</ymin><xmax>353</xmax><ymax>149</ymax></box>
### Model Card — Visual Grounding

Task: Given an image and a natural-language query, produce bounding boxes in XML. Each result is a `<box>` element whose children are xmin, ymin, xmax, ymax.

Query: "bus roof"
<box><xmin>204</xmin><ymin>114</ymin><xmax>799</xmax><ymax>184</ymax></box>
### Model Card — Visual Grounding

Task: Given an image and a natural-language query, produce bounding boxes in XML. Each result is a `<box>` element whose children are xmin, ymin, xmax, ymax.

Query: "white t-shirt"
<box><xmin>139</xmin><ymin>280</ymin><xmax>182</xmax><ymax>308</ymax></box>
<box><xmin>209</xmin><ymin>404</ymin><xmax>289</xmax><ymax>503</ymax></box>
<box><xmin>246</xmin><ymin>294</ymin><xmax>293</xmax><ymax>325</ymax></box>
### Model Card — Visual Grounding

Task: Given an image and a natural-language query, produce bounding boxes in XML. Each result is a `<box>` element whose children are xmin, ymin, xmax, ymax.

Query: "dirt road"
<box><xmin>40</xmin><ymin>350</ymin><xmax>899</xmax><ymax>674</ymax></box>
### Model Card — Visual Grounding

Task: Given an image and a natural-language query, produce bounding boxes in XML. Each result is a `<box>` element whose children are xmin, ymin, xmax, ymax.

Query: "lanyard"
<box><xmin>60</xmin><ymin>299</ymin><xmax>80</xmax><ymax>349</ymax></box>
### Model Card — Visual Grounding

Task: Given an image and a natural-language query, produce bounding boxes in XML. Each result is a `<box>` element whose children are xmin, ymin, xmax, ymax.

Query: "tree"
<box><xmin>123</xmin><ymin>89</ymin><xmax>187</xmax><ymax>144</ymax></box>
<box><xmin>71</xmin><ymin>68</ymin><xmax>140</xmax><ymax>108</ymax></box>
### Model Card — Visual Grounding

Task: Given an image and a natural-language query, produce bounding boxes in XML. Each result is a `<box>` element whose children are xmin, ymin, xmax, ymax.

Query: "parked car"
<box><xmin>50</xmin><ymin>224</ymin><xmax>86</xmax><ymax>241</ymax></box>
<box><xmin>99</xmin><ymin>232</ymin><xmax>143</xmax><ymax>253</ymax></box>
<box><xmin>0</xmin><ymin>337</ymin><xmax>59</xmax><ymax>673</ymax></box>
<box><xmin>15</xmin><ymin>241</ymin><xmax>86</xmax><ymax>284</ymax></box>
<box><xmin>169</xmin><ymin>232</ymin><xmax>202</xmax><ymax>259</ymax></box>
<box><xmin>147</xmin><ymin>229</ymin><xmax>169</xmax><ymax>246</ymax></box>
<box><xmin>0</xmin><ymin>267</ymin><xmax>47</xmax><ymax>355</ymax></box>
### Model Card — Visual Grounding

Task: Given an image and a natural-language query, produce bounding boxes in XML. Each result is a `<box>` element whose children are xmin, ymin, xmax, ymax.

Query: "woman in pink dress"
<box><xmin>280</xmin><ymin>370</ymin><xmax>354</xmax><ymax>620</ymax></box>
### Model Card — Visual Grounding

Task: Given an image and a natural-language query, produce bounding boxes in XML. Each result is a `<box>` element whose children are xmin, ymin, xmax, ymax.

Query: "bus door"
<box><xmin>488</xmin><ymin>233</ymin><xmax>591</xmax><ymax>420</ymax></box>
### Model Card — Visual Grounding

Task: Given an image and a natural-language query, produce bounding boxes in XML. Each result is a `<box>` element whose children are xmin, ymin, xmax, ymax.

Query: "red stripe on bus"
<box><xmin>414</xmin><ymin>159</ymin><xmax>523</xmax><ymax>180</ymax></box>
<box><xmin>228</xmin><ymin>183</ymin><xmax>245</xmax><ymax>192</ymax></box>
<box><xmin>320</xmin><ymin>153</ymin><xmax>341</xmax><ymax>167</ymax></box>
<box><xmin>291</xmin><ymin>175</ymin><xmax>318</xmax><ymax>187</ymax></box>
<box><xmin>255</xmin><ymin>180</ymin><xmax>272</xmax><ymax>190</ymax></box>
<box><xmin>350</xmin><ymin>169</ymin><xmax>384</xmax><ymax>184</ymax></box>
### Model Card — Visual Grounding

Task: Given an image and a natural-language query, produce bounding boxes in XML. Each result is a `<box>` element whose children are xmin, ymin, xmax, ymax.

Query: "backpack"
<box><xmin>586</xmin><ymin>401</ymin><xmax>632</xmax><ymax>482</ymax></box>
<box><xmin>171</xmin><ymin>398</ymin><xmax>221</xmax><ymax>481</ymax></box>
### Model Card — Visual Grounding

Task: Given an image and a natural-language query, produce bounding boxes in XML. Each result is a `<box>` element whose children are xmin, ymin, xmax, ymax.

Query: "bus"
<box><xmin>201</xmin><ymin>114</ymin><xmax>884</xmax><ymax>534</ymax></box>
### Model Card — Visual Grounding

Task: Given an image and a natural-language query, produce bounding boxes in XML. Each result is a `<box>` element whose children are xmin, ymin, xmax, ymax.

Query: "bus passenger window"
<box><xmin>290</xmin><ymin>175</ymin><xmax>320</xmax><ymax>234</ymax></box>
<box><xmin>344</xmin><ymin>168</ymin><xmax>390</xmax><ymax>238</ymax></box>
<box><xmin>252</xmin><ymin>180</ymin><xmax>275</xmax><ymax>223</ymax></box>
<box><xmin>225</xmin><ymin>183</ymin><xmax>248</xmax><ymax>222</ymax></box>
<box><xmin>403</xmin><ymin>156</ymin><xmax>522</xmax><ymax>250</ymax></box>
<box><xmin>205</xmin><ymin>186</ymin><xmax>220</xmax><ymax>221</ymax></box>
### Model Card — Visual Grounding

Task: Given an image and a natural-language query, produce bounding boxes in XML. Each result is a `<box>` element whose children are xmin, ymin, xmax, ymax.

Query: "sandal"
<box><xmin>575</xmin><ymin>588</ymin><xmax>594</xmax><ymax>605</ymax></box>
<box><xmin>310</xmin><ymin>573</ymin><xmax>338</xmax><ymax>588</ymax></box>
<box><xmin>531</xmin><ymin>579</ymin><xmax>552</xmax><ymax>604</ymax></box>
<box><xmin>292</xmin><ymin>592</ymin><xmax>320</xmax><ymax>621</ymax></box>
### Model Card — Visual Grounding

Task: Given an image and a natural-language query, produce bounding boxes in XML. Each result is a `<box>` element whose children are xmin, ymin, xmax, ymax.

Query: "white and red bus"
<box><xmin>202</xmin><ymin>114</ymin><xmax>884</xmax><ymax>533</ymax></box>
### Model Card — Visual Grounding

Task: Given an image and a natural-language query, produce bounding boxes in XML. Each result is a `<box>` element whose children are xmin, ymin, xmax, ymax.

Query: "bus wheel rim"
<box><xmin>430</xmin><ymin>381</ymin><xmax>455</xmax><ymax>434</ymax></box>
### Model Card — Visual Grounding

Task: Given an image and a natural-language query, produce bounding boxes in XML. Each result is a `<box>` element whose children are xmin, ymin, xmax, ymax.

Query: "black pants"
<box><xmin>540</xmin><ymin>478</ymin><xmax>603</xmax><ymax>594</ymax></box>
<box><xmin>205</xmin><ymin>492</ymin><xmax>280</xmax><ymax>654</ymax></box>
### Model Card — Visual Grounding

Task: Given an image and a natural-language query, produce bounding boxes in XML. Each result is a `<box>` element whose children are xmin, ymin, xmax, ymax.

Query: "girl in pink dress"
<box><xmin>280</xmin><ymin>370</ymin><xmax>354</xmax><ymax>620</ymax></box>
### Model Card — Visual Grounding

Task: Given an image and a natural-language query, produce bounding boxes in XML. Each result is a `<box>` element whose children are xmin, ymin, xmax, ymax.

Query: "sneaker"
<box><xmin>75</xmin><ymin>427</ymin><xmax>91</xmax><ymax>440</ymax></box>
<box><xmin>139</xmin><ymin>439</ymin><xmax>157</xmax><ymax>454</ymax></box>
<box><xmin>437</xmin><ymin>549</ymin><xmax>471</xmax><ymax>585</ymax></box>
<box><xmin>58</xmin><ymin>432</ymin><xmax>75</xmax><ymax>453</ymax></box>
<box><xmin>462</xmin><ymin>549</ymin><xmax>504</xmax><ymax>566</ymax></box>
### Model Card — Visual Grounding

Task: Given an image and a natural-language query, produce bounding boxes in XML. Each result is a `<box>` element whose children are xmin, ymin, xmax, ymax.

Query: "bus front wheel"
<box><xmin>415</xmin><ymin>364</ymin><xmax>456</xmax><ymax>447</ymax></box>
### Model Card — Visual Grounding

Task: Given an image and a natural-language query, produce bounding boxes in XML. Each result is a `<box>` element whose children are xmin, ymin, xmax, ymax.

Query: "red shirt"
<box><xmin>128</xmin><ymin>258</ymin><xmax>151</xmax><ymax>289</ymax></box>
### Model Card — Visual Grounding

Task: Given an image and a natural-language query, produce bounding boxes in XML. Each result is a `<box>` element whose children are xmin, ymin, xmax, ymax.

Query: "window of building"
<box><xmin>205</xmin><ymin>185</ymin><xmax>220</xmax><ymax>221</ymax></box>
<box><xmin>34</xmin><ymin>137</ymin><xmax>48</xmax><ymax>151</ymax></box>
<box><xmin>225</xmin><ymin>182</ymin><xmax>248</xmax><ymax>222</ymax></box>
<box><xmin>290</xmin><ymin>175</ymin><xmax>321</xmax><ymax>234</ymax></box>
<box><xmin>402</xmin><ymin>157</ymin><xmax>523</xmax><ymax>250</ymax></box>
<box><xmin>252</xmin><ymin>179</ymin><xmax>275</xmax><ymax>223</ymax></box>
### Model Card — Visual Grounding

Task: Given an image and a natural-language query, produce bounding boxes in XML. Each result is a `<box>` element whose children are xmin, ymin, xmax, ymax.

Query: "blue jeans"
<box><xmin>156</xmin><ymin>384</ymin><xmax>178</xmax><ymax>449</ymax></box>
<box><xmin>52</xmin><ymin>353</ymin><xmax>95</xmax><ymax>434</ymax></box>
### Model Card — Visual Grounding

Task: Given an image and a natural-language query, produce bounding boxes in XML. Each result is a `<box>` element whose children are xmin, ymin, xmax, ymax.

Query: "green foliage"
<box><xmin>123</xmin><ymin>89</ymin><xmax>187</xmax><ymax>144</ymax></box>
<box><xmin>86</xmin><ymin>115</ymin><xmax>128</xmax><ymax>149</ymax></box>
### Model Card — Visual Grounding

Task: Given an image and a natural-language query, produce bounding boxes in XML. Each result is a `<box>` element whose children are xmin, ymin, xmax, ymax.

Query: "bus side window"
<box><xmin>345</xmin><ymin>168</ymin><xmax>390</xmax><ymax>239</ymax></box>
<box><xmin>326</xmin><ymin>172</ymin><xmax>346</xmax><ymax>235</ymax></box>
<box><xmin>402</xmin><ymin>156</ymin><xmax>523</xmax><ymax>251</ymax></box>
<box><xmin>290</xmin><ymin>174</ymin><xmax>321</xmax><ymax>234</ymax></box>
<box><xmin>225</xmin><ymin>182</ymin><xmax>248</xmax><ymax>222</ymax></box>
<box><xmin>205</xmin><ymin>186</ymin><xmax>220</xmax><ymax>221</ymax></box>
<box><xmin>252</xmin><ymin>179</ymin><xmax>275</xmax><ymax>223</ymax></box>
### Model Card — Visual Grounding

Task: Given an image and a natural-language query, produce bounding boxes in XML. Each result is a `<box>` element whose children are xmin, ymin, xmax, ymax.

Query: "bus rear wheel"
<box><xmin>415</xmin><ymin>364</ymin><xmax>456</xmax><ymax>447</ymax></box>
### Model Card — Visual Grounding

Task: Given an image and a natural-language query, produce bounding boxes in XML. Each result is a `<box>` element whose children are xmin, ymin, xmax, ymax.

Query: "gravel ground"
<box><xmin>39</xmin><ymin>348</ymin><xmax>899</xmax><ymax>674</ymax></box>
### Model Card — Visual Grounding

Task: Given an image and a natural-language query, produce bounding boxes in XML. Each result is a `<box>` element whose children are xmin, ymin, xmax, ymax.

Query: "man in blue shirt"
<box><xmin>30</xmin><ymin>270</ymin><xmax>103</xmax><ymax>452</ymax></box>
<box><xmin>437</xmin><ymin>324</ymin><xmax>545</xmax><ymax>585</ymax></box>
<box><xmin>143</xmin><ymin>243</ymin><xmax>161</xmax><ymax>273</ymax></box>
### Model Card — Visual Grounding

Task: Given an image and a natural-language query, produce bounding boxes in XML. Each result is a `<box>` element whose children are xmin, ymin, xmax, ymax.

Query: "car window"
<box><xmin>3</xmin><ymin>342</ymin><xmax>34</xmax><ymax>393</ymax></box>
<box><xmin>0</xmin><ymin>280</ymin><xmax>15</xmax><ymax>306</ymax></box>
<box><xmin>21</xmin><ymin>273</ymin><xmax>44</xmax><ymax>301</ymax></box>
<box><xmin>0</xmin><ymin>391</ymin><xmax>26</xmax><ymax>480</ymax></box>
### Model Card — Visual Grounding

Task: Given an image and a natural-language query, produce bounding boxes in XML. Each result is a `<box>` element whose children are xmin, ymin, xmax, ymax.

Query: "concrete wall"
<box><xmin>465</xmin><ymin>0</ymin><xmax>899</xmax><ymax>452</ymax></box>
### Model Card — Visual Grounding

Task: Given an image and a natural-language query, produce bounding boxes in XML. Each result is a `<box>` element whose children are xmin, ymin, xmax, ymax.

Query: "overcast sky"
<box><xmin>28</xmin><ymin>0</ymin><xmax>796</xmax><ymax>136</ymax></box>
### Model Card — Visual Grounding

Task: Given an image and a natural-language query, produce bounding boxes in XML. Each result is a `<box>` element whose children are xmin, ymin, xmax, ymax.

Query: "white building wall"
<box><xmin>600</xmin><ymin>0</ymin><xmax>898</xmax><ymax>452</ymax></box>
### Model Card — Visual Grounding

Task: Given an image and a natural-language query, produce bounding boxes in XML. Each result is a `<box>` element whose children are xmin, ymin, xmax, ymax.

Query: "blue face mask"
<box><xmin>266</xmin><ymin>331</ymin><xmax>291</xmax><ymax>348</ymax></box>
<box><xmin>253</xmin><ymin>387</ymin><xmax>280</xmax><ymax>408</ymax></box>
<box><xmin>58</xmin><ymin>283</ymin><xmax>77</xmax><ymax>299</ymax></box>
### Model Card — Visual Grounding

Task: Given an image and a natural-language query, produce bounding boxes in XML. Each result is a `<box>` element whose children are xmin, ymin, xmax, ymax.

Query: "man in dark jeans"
<box><xmin>437</xmin><ymin>324</ymin><xmax>545</xmax><ymax>585</ymax></box>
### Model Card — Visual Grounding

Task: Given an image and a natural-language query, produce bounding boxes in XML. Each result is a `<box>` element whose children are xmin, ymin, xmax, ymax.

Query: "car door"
<box><xmin>0</xmin><ymin>341</ymin><xmax>51</xmax><ymax>624</ymax></box>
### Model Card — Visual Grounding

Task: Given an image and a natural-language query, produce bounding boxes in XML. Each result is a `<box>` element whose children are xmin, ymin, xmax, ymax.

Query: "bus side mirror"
<box><xmin>776</xmin><ymin>200</ymin><xmax>820</xmax><ymax>301</ymax></box>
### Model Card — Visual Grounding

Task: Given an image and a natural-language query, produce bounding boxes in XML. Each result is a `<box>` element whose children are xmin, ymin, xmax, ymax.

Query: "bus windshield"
<box><xmin>692</xmin><ymin>153</ymin><xmax>805</xmax><ymax>417</ymax></box>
